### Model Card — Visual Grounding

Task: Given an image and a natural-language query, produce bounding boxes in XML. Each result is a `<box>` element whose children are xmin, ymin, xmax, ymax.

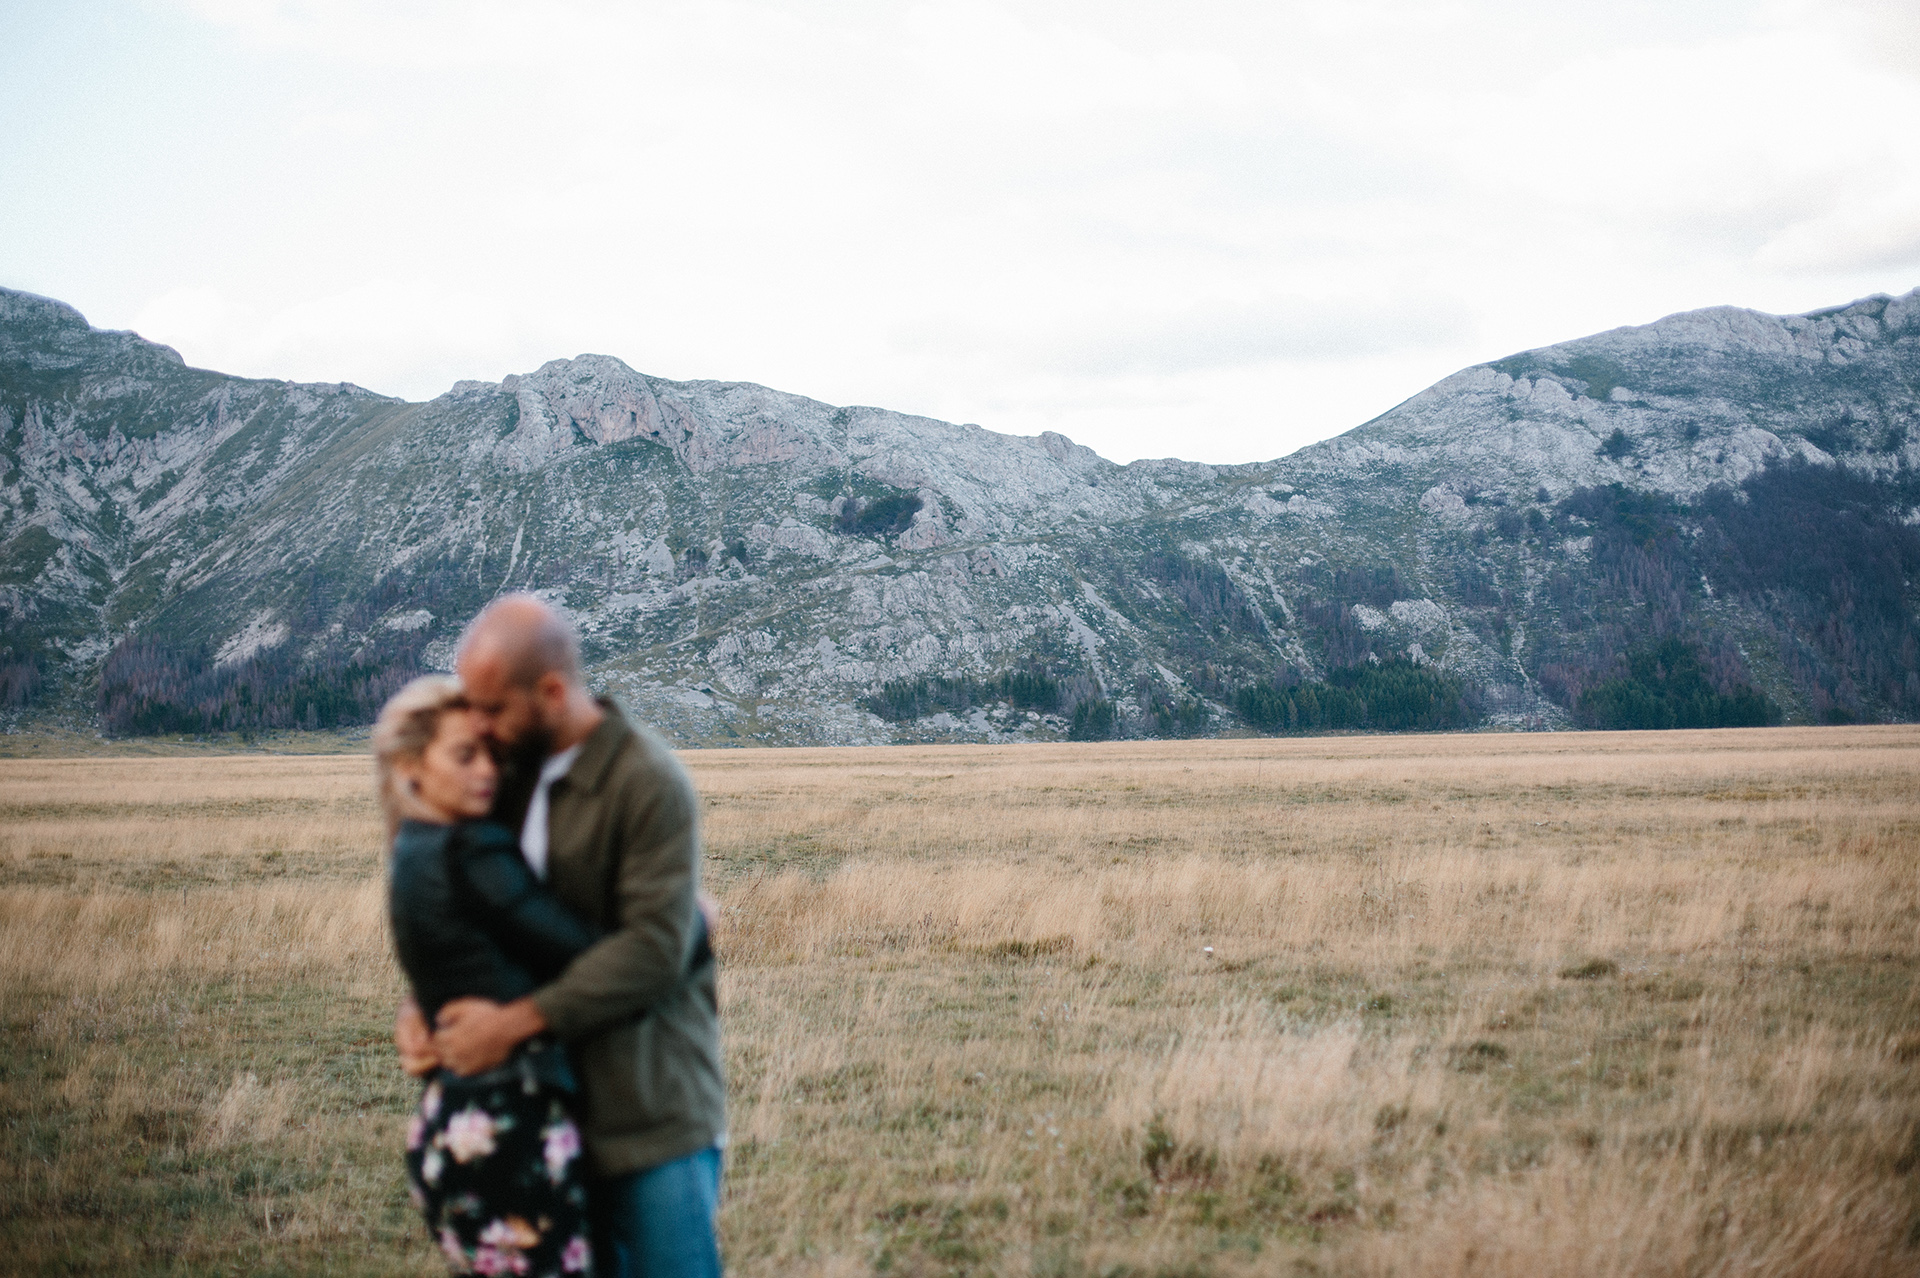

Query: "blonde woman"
<box><xmin>376</xmin><ymin>676</ymin><xmax>599</xmax><ymax>1276</ymax></box>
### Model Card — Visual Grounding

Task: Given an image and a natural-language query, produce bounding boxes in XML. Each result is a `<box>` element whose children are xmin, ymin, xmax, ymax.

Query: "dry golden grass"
<box><xmin>2</xmin><ymin>727</ymin><xmax>1917</xmax><ymax>1275</ymax></box>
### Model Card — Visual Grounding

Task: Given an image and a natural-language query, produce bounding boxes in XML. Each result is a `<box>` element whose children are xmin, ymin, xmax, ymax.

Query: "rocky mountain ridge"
<box><xmin>3</xmin><ymin>284</ymin><xmax>1916</xmax><ymax>742</ymax></box>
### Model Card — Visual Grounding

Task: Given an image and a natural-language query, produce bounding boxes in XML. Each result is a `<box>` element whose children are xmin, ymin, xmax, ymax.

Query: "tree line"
<box><xmin>98</xmin><ymin>632</ymin><xmax>426</xmax><ymax>737</ymax></box>
<box><xmin>1528</xmin><ymin>463</ymin><xmax>1920</xmax><ymax>725</ymax></box>
<box><xmin>1573</xmin><ymin>638</ymin><xmax>1775</xmax><ymax>730</ymax></box>
<box><xmin>1235</xmin><ymin>659</ymin><xmax>1472</xmax><ymax>734</ymax></box>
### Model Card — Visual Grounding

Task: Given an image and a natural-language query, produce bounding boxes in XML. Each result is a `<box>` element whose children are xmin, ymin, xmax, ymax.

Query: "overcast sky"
<box><xmin>3</xmin><ymin>1</ymin><xmax>1918</xmax><ymax>463</ymax></box>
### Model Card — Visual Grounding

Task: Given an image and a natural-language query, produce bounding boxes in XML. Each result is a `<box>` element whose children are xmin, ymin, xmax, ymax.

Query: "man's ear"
<box><xmin>537</xmin><ymin>671</ymin><xmax>568</xmax><ymax>711</ymax></box>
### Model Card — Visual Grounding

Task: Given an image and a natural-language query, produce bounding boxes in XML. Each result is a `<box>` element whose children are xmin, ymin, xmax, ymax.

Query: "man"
<box><xmin>395</xmin><ymin>594</ymin><xmax>726</xmax><ymax>1277</ymax></box>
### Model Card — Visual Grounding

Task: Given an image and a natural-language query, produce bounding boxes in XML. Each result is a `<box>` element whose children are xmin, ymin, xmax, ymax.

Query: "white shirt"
<box><xmin>519</xmin><ymin>742</ymin><xmax>583</xmax><ymax>881</ymax></box>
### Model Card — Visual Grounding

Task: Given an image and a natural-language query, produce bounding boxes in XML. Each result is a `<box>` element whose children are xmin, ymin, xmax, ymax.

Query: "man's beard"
<box><xmin>502</xmin><ymin>714</ymin><xmax>557</xmax><ymax>777</ymax></box>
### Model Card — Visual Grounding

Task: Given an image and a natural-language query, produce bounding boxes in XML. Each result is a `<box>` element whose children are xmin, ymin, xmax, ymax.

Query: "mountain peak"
<box><xmin>0</xmin><ymin>286</ymin><xmax>187</xmax><ymax>373</ymax></box>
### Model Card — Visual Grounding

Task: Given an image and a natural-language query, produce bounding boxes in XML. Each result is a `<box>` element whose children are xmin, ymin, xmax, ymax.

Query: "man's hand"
<box><xmin>433</xmin><ymin>996</ymin><xmax>548</xmax><ymax>1076</ymax></box>
<box><xmin>395</xmin><ymin>996</ymin><xmax>439</xmax><ymax>1078</ymax></box>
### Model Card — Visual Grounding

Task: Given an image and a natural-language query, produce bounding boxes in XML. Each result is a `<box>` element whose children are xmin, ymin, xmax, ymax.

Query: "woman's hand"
<box><xmin>394</xmin><ymin>997</ymin><xmax>439</xmax><ymax>1077</ymax></box>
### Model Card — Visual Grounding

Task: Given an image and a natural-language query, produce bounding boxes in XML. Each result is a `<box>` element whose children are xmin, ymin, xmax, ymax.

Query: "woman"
<box><xmin>375</xmin><ymin>675</ymin><xmax>598</xmax><ymax>1277</ymax></box>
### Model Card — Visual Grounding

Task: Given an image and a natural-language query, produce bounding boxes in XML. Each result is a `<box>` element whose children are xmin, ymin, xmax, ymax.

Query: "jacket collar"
<box><xmin>559</xmin><ymin>697</ymin><xmax>631</xmax><ymax>797</ymax></box>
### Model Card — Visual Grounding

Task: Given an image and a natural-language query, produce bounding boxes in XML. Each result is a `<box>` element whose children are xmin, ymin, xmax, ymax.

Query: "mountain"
<box><xmin>3</xmin><ymin>285</ymin><xmax>1918</xmax><ymax>743</ymax></box>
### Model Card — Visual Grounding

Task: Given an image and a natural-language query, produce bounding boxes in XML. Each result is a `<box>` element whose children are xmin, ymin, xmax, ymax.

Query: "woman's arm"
<box><xmin>451</xmin><ymin>823</ymin><xmax>602</xmax><ymax>977</ymax></box>
<box><xmin>394</xmin><ymin>995</ymin><xmax>439</xmax><ymax>1076</ymax></box>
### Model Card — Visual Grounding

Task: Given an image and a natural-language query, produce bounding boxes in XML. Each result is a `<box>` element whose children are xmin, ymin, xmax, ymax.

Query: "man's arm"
<box><xmin>530</xmin><ymin>762</ymin><xmax>703</xmax><ymax>1041</ymax></box>
<box><xmin>433</xmin><ymin>995</ymin><xmax>547</xmax><ymax>1075</ymax></box>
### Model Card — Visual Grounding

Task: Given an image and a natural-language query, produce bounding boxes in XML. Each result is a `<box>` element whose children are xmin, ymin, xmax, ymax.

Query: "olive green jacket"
<box><xmin>509</xmin><ymin>700</ymin><xmax>725</xmax><ymax>1176</ymax></box>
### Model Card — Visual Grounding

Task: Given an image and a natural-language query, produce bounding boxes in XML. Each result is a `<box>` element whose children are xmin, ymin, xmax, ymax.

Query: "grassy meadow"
<box><xmin>2</xmin><ymin>726</ymin><xmax>1918</xmax><ymax>1275</ymax></box>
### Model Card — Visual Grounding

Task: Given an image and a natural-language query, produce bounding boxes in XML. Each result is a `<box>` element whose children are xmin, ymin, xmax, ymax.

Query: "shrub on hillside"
<box><xmin>864</xmin><ymin>668</ymin><xmax>1068</xmax><ymax>723</ymax></box>
<box><xmin>1142</xmin><ymin>551</ymin><xmax>1265</xmax><ymax>636</ymax></box>
<box><xmin>864</xmin><ymin>676</ymin><xmax>980</xmax><ymax>722</ymax></box>
<box><xmin>0</xmin><ymin>647</ymin><xmax>41</xmax><ymax>708</ymax></box>
<box><xmin>1069</xmin><ymin>698</ymin><xmax>1117</xmax><ymax>741</ymax></box>
<box><xmin>1150</xmin><ymin>696</ymin><xmax>1209</xmax><ymax>738</ymax></box>
<box><xmin>1532</xmin><ymin>465</ymin><xmax>1920</xmax><ymax>723</ymax></box>
<box><xmin>1574</xmin><ymin>639</ymin><xmax>1775</xmax><ymax>730</ymax></box>
<box><xmin>834</xmin><ymin>493</ymin><xmax>923</xmax><ymax>538</ymax></box>
<box><xmin>98</xmin><ymin>635</ymin><xmax>425</xmax><ymax>737</ymax></box>
<box><xmin>1237</xmin><ymin>659</ymin><xmax>1472</xmax><ymax>735</ymax></box>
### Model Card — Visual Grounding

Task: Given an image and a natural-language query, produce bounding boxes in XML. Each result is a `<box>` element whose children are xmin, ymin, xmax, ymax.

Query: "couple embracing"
<box><xmin>376</xmin><ymin>595</ymin><xmax>726</xmax><ymax>1277</ymax></box>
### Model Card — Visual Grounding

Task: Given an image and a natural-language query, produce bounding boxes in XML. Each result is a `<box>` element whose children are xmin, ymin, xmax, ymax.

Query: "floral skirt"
<box><xmin>405</xmin><ymin>1054</ymin><xmax>594</xmax><ymax>1276</ymax></box>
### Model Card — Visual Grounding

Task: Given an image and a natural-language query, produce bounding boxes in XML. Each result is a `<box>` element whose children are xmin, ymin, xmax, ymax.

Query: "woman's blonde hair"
<box><xmin>372</xmin><ymin>675</ymin><xmax>470</xmax><ymax>836</ymax></box>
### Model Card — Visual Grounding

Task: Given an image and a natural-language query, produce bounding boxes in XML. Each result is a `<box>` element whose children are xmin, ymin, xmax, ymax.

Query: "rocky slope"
<box><xmin>3</xmin><ymin>285</ymin><xmax>1917</xmax><ymax>742</ymax></box>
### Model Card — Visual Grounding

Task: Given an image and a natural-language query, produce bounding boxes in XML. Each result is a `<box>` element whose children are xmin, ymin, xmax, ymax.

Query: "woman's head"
<box><xmin>372</xmin><ymin>675</ymin><xmax>498</xmax><ymax>833</ymax></box>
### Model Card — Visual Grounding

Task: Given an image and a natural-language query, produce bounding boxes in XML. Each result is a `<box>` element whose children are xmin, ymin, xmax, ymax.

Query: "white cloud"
<box><xmin>1756</xmin><ymin>177</ymin><xmax>1920</xmax><ymax>272</ymax></box>
<box><xmin>3</xmin><ymin>0</ymin><xmax>1917</xmax><ymax>462</ymax></box>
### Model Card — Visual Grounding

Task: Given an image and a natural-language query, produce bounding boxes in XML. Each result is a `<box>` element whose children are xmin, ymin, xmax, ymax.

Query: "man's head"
<box><xmin>455</xmin><ymin>594</ymin><xmax>584</xmax><ymax>758</ymax></box>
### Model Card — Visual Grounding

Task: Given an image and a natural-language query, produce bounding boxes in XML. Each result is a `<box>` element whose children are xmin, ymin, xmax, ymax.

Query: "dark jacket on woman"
<box><xmin>388</xmin><ymin>819</ymin><xmax>602</xmax><ymax>1085</ymax></box>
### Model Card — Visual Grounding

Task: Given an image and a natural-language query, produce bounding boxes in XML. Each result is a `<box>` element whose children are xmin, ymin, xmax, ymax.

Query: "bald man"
<box><xmin>396</xmin><ymin>594</ymin><xmax>726</xmax><ymax>1277</ymax></box>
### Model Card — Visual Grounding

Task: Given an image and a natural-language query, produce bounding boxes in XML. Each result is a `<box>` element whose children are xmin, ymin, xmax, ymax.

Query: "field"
<box><xmin>2</xmin><ymin>726</ymin><xmax>1918</xmax><ymax>1276</ymax></box>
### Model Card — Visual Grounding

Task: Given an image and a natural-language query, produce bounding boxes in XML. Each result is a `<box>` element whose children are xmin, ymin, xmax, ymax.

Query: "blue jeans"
<box><xmin>590</xmin><ymin>1144</ymin><xmax>724</xmax><ymax>1278</ymax></box>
